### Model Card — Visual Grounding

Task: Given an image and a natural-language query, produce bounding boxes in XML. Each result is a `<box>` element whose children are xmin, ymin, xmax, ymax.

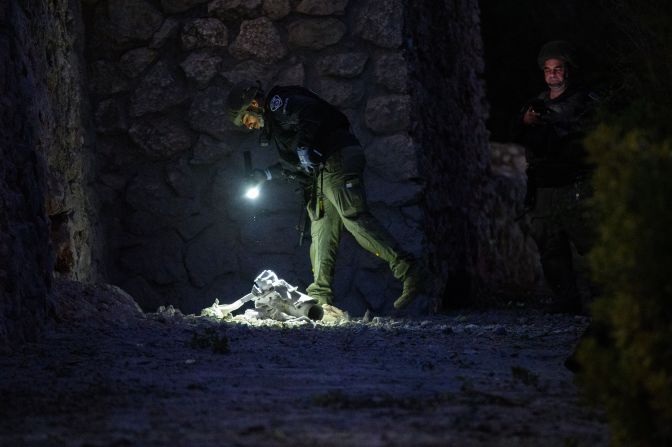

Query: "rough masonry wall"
<box><xmin>1</xmin><ymin>0</ymin><xmax>93</xmax><ymax>347</ymax></box>
<box><xmin>42</xmin><ymin>1</ymin><xmax>99</xmax><ymax>283</ymax></box>
<box><xmin>86</xmin><ymin>0</ymin><xmax>423</xmax><ymax>315</ymax></box>
<box><xmin>406</xmin><ymin>0</ymin><xmax>520</xmax><ymax>308</ymax></box>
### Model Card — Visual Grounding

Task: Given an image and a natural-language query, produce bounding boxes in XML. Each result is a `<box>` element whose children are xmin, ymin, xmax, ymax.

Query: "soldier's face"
<box><xmin>242</xmin><ymin>112</ymin><xmax>263</xmax><ymax>130</ymax></box>
<box><xmin>242</xmin><ymin>100</ymin><xmax>264</xmax><ymax>130</ymax></box>
<box><xmin>543</xmin><ymin>59</ymin><xmax>566</xmax><ymax>89</ymax></box>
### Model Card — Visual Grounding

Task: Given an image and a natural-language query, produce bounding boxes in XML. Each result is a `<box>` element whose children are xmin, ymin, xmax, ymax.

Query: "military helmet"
<box><xmin>537</xmin><ymin>40</ymin><xmax>578</xmax><ymax>69</ymax></box>
<box><xmin>227</xmin><ymin>81</ymin><xmax>262</xmax><ymax>127</ymax></box>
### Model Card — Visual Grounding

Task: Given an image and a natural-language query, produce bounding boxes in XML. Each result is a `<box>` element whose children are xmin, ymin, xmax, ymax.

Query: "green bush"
<box><xmin>573</xmin><ymin>1</ymin><xmax>672</xmax><ymax>444</ymax></box>
<box><xmin>577</xmin><ymin>124</ymin><xmax>672</xmax><ymax>446</ymax></box>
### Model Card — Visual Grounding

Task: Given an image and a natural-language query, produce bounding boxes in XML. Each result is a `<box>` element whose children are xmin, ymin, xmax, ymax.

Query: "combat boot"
<box><xmin>393</xmin><ymin>264</ymin><xmax>419</xmax><ymax>309</ymax></box>
<box><xmin>308</xmin><ymin>294</ymin><xmax>333</xmax><ymax>306</ymax></box>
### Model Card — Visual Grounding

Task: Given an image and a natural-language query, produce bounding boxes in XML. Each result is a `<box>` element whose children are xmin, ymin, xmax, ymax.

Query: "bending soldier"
<box><xmin>228</xmin><ymin>83</ymin><xmax>419</xmax><ymax>310</ymax></box>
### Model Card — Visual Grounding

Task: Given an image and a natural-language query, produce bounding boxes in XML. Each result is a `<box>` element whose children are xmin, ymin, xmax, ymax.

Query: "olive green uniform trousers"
<box><xmin>305</xmin><ymin>146</ymin><xmax>414</xmax><ymax>304</ymax></box>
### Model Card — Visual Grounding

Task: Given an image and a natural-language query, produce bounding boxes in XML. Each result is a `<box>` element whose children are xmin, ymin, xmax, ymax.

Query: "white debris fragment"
<box><xmin>200</xmin><ymin>270</ymin><xmax>351</xmax><ymax>326</ymax></box>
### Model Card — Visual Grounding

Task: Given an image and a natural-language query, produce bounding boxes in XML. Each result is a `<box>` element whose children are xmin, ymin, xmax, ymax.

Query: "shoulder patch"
<box><xmin>270</xmin><ymin>95</ymin><xmax>283</xmax><ymax>112</ymax></box>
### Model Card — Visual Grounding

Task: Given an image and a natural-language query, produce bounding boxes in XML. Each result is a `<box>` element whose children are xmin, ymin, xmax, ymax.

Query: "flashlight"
<box><xmin>245</xmin><ymin>184</ymin><xmax>261</xmax><ymax>200</ymax></box>
<box><xmin>243</xmin><ymin>150</ymin><xmax>263</xmax><ymax>200</ymax></box>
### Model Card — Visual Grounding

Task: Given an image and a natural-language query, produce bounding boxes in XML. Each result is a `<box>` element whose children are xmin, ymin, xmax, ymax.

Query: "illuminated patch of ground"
<box><xmin>0</xmin><ymin>305</ymin><xmax>607</xmax><ymax>446</ymax></box>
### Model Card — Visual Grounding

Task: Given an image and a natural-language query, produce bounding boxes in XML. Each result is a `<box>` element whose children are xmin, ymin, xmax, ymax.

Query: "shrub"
<box><xmin>577</xmin><ymin>124</ymin><xmax>672</xmax><ymax>446</ymax></box>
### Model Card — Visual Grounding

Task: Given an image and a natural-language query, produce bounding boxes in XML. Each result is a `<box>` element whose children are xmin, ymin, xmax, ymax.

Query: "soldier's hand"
<box><xmin>296</xmin><ymin>147</ymin><xmax>322</xmax><ymax>173</ymax></box>
<box><xmin>522</xmin><ymin>106</ymin><xmax>541</xmax><ymax>126</ymax></box>
<box><xmin>250</xmin><ymin>169</ymin><xmax>269</xmax><ymax>183</ymax></box>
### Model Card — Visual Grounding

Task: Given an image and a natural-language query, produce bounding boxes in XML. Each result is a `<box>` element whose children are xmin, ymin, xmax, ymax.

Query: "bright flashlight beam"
<box><xmin>245</xmin><ymin>186</ymin><xmax>260</xmax><ymax>200</ymax></box>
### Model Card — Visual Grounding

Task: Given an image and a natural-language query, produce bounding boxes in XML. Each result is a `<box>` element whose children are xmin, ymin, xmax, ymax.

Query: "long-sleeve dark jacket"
<box><xmin>260</xmin><ymin>85</ymin><xmax>359</xmax><ymax>171</ymax></box>
<box><xmin>511</xmin><ymin>85</ymin><xmax>599</xmax><ymax>186</ymax></box>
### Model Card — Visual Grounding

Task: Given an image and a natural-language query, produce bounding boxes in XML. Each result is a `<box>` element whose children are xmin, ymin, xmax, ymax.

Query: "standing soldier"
<box><xmin>228</xmin><ymin>82</ymin><xmax>419</xmax><ymax>310</ymax></box>
<box><xmin>511</xmin><ymin>40</ymin><xmax>600</xmax><ymax>314</ymax></box>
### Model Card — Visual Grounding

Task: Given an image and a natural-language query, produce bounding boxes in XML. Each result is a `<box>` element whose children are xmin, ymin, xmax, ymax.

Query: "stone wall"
<box><xmin>1</xmin><ymin>0</ymin><xmax>94</xmax><ymax>347</ymax></box>
<box><xmin>488</xmin><ymin>142</ymin><xmax>540</xmax><ymax>302</ymax></box>
<box><xmin>44</xmin><ymin>2</ymin><xmax>99</xmax><ymax>284</ymax></box>
<box><xmin>85</xmin><ymin>0</ymin><xmax>424</xmax><ymax>315</ymax></box>
<box><xmin>0</xmin><ymin>0</ymin><xmax>542</xmax><ymax>345</ymax></box>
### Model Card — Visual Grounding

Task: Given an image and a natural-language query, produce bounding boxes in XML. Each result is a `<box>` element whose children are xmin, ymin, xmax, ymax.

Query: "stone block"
<box><xmin>208</xmin><ymin>0</ymin><xmax>263</xmax><ymax>20</ymax></box>
<box><xmin>316</xmin><ymin>52</ymin><xmax>368</xmax><ymax>78</ymax></box>
<box><xmin>296</xmin><ymin>0</ymin><xmax>348</xmax><ymax>15</ymax></box>
<box><xmin>129</xmin><ymin>116</ymin><xmax>195</xmax><ymax>159</ymax></box>
<box><xmin>190</xmin><ymin>134</ymin><xmax>234</xmax><ymax>165</ymax></box>
<box><xmin>221</xmin><ymin>60</ymin><xmax>277</xmax><ymax>86</ymax></box>
<box><xmin>165</xmin><ymin>158</ymin><xmax>198</xmax><ymax>198</ymax></box>
<box><xmin>180</xmin><ymin>51</ymin><xmax>223</xmax><ymax>85</ymax></box>
<box><xmin>181</xmin><ymin>18</ymin><xmax>228</xmax><ymax>50</ymax></box>
<box><xmin>288</xmin><ymin>18</ymin><xmax>346</xmax><ymax>49</ymax></box>
<box><xmin>353</xmin><ymin>0</ymin><xmax>402</xmax><ymax>48</ymax></box>
<box><xmin>229</xmin><ymin>17</ymin><xmax>286</xmax><ymax>62</ymax></box>
<box><xmin>119</xmin><ymin>47</ymin><xmax>158</xmax><ymax>78</ymax></box>
<box><xmin>275</xmin><ymin>63</ymin><xmax>305</xmax><ymax>86</ymax></box>
<box><xmin>364</xmin><ymin>95</ymin><xmax>411</xmax><ymax>134</ymax></box>
<box><xmin>150</xmin><ymin>18</ymin><xmax>181</xmax><ymax>49</ymax></box>
<box><xmin>317</xmin><ymin>78</ymin><xmax>364</xmax><ymax>108</ymax></box>
<box><xmin>89</xmin><ymin>60</ymin><xmax>130</xmax><ymax>96</ymax></box>
<box><xmin>365</xmin><ymin>134</ymin><xmax>418</xmax><ymax>181</ymax></box>
<box><xmin>263</xmin><ymin>0</ymin><xmax>291</xmax><ymax>20</ymax></box>
<box><xmin>188</xmin><ymin>86</ymin><xmax>240</xmax><ymax>139</ymax></box>
<box><xmin>375</xmin><ymin>53</ymin><xmax>407</xmax><ymax>92</ymax></box>
<box><xmin>108</xmin><ymin>0</ymin><xmax>164</xmax><ymax>44</ymax></box>
<box><xmin>129</xmin><ymin>61</ymin><xmax>189</xmax><ymax>117</ymax></box>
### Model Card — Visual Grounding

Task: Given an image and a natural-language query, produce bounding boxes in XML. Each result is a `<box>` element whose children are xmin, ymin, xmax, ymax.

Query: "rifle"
<box><xmin>267</xmin><ymin>160</ymin><xmax>313</xmax><ymax>245</ymax></box>
<box><xmin>296</xmin><ymin>204</ymin><xmax>309</xmax><ymax>246</ymax></box>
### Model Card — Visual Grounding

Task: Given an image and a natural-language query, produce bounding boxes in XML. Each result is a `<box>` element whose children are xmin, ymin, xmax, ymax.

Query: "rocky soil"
<box><xmin>0</xmin><ymin>281</ymin><xmax>607</xmax><ymax>446</ymax></box>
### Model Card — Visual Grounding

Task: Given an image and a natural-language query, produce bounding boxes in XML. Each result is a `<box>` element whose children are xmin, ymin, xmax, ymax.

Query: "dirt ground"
<box><xmin>0</xmin><ymin>288</ymin><xmax>608</xmax><ymax>447</ymax></box>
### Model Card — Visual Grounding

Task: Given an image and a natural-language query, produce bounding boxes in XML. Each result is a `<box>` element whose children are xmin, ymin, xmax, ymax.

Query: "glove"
<box><xmin>251</xmin><ymin>168</ymin><xmax>272</xmax><ymax>183</ymax></box>
<box><xmin>296</xmin><ymin>147</ymin><xmax>323</xmax><ymax>173</ymax></box>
